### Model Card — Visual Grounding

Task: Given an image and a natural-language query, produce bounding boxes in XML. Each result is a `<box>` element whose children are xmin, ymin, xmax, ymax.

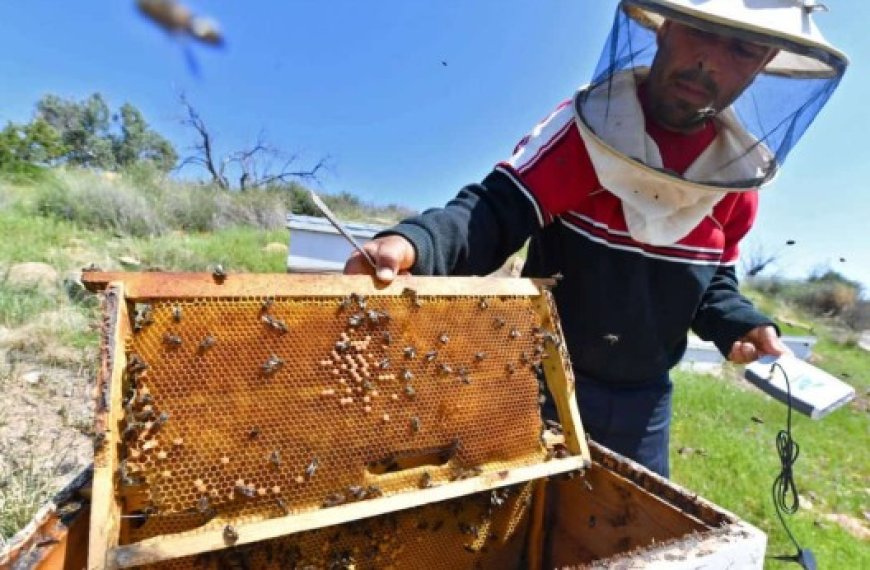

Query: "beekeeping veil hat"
<box><xmin>576</xmin><ymin>0</ymin><xmax>848</xmax><ymax>245</ymax></box>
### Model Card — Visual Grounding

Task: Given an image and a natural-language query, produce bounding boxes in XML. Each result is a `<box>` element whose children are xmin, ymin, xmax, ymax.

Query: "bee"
<box><xmin>347</xmin><ymin>314</ymin><xmax>364</xmax><ymax>328</ymax></box>
<box><xmin>365</xmin><ymin>485</ymin><xmax>383</xmax><ymax>498</ymax></box>
<box><xmin>474</xmin><ymin>352</ymin><xmax>486</xmax><ymax>362</ymax></box>
<box><xmin>479</xmin><ymin>298</ymin><xmax>489</xmax><ymax>310</ymax></box>
<box><xmin>223</xmin><ymin>524</ymin><xmax>239</xmax><ymax>544</ymax></box>
<box><xmin>335</xmin><ymin>339</ymin><xmax>351</xmax><ymax>353</ymax></box>
<box><xmin>438</xmin><ymin>332</ymin><xmax>450</xmax><ymax>344</ymax></box>
<box><xmin>544</xmin><ymin>419</ymin><xmax>564</xmax><ymax>434</ymax></box>
<box><xmin>519</xmin><ymin>351</ymin><xmax>529</xmax><ymax>365</ymax></box>
<box><xmin>438</xmin><ymin>363</ymin><xmax>453</xmax><ymax>375</ymax></box>
<box><xmin>163</xmin><ymin>332</ymin><xmax>183</xmax><ymax>347</ymax></box>
<box><xmin>322</xmin><ymin>492</ymin><xmax>347</xmax><ymax>508</ymax></box>
<box><xmin>269</xmin><ymin>450</ymin><xmax>281</xmax><ymax>468</ymax></box>
<box><xmin>401</xmin><ymin>368</ymin><xmax>413</xmax><ymax>382</ymax></box>
<box><xmin>261</xmin><ymin>297</ymin><xmax>275</xmax><ymax>313</ymax></box>
<box><xmin>126</xmin><ymin>354</ymin><xmax>149</xmax><ymax>375</ymax></box>
<box><xmin>352</xmin><ymin>293</ymin><xmax>367</xmax><ymax>311</ymax></box>
<box><xmin>490</xmin><ymin>489</ymin><xmax>507</xmax><ymax>508</ymax></box>
<box><xmin>458</xmin><ymin>369</ymin><xmax>471</xmax><ymax>384</ymax></box>
<box><xmin>505</xmin><ymin>363</ymin><xmax>516</xmax><ymax>375</ymax></box>
<box><xmin>347</xmin><ymin>485</ymin><xmax>367</xmax><ymax>501</ymax></box>
<box><xmin>493</xmin><ymin>317</ymin><xmax>506</xmax><ymax>329</ymax></box>
<box><xmin>196</xmin><ymin>496</ymin><xmax>212</xmax><ymax>516</ymax></box>
<box><xmin>419</xmin><ymin>471</ymin><xmax>433</xmax><ymax>489</ymax></box>
<box><xmin>378</xmin><ymin>357</ymin><xmax>390</xmax><ymax>370</ymax></box>
<box><xmin>248</xmin><ymin>426</ymin><xmax>260</xmax><ymax>439</ymax></box>
<box><xmin>275</xmin><ymin>497</ymin><xmax>289</xmax><ymax>515</ymax></box>
<box><xmin>152</xmin><ymin>412</ymin><xmax>170</xmax><ymax>432</ymax></box>
<box><xmin>424</xmin><ymin>350</ymin><xmax>438</xmax><ymax>362</ymax></box>
<box><xmin>305</xmin><ymin>457</ymin><xmax>319</xmax><ymax>479</ymax></box>
<box><xmin>450</xmin><ymin>466</ymin><xmax>482</xmax><ymax>481</ymax></box>
<box><xmin>133</xmin><ymin>304</ymin><xmax>154</xmax><ymax>332</ymax></box>
<box><xmin>262</xmin><ymin>354</ymin><xmax>285</xmax><ymax>376</ymax></box>
<box><xmin>404</xmin><ymin>385</ymin><xmax>416</xmax><ymax>398</ymax></box>
<box><xmin>381</xmin><ymin>331</ymin><xmax>392</xmax><ymax>345</ymax></box>
<box><xmin>171</xmin><ymin>305</ymin><xmax>183</xmax><ymax>322</ymax></box>
<box><xmin>509</xmin><ymin>327</ymin><xmax>521</xmax><ymax>339</ymax></box>
<box><xmin>198</xmin><ymin>335</ymin><xmax>216</xmax><ymax>352</ymax></box>
<box><xmin>212</xmin><ymin>264</ymin><xmax>227</xmax><ymax>282</ymax></box>
<box><xmin>367</xmin><ymin>309</ymin><xmax>389</xmax><ymax>325</ymax></box>
<box><xmin>92</xmin><ymin>431</ymin><xmax>107</xmax><ymax>451</ymax></box>
<box><xmin>410</xmin><ymin>416</ymin><xmax>421</xmax><ymax>433</ymax></box>
<box><xmin>402</xmin><ymin>287</ymin><xmax>422</xmax><ymax>308</ymax></box>
<box><xmin>403</xmin><ymin>346</ymin><xmax>417</xmax><ymax>359</ymax></box>
<box><xmin>235</xmin><ymin>483</ymin><xmax>257</xmax><ymax>498</ymax></box>
<box><xmin>603</xmin><ymin>333</ymin><xmax>620</xmax><ymax>345</ymax></box>
<box><xmin>338</xmin><ymin>296</ymin><xmax>353</xmax><ymax>311</ymax></box>
<box><xmin>263</xmin><ymin>315</ymin><xmax>289</xmax><ymax>333</ymax></box>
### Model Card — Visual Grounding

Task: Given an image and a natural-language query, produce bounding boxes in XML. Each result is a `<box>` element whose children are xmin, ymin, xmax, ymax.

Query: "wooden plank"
<box><xmin>533</xmin><ymin>291</ymin><xmax>590</xmax><ymax>462</ymax></box>
<box><xmin>108</xmin><ymin>456</ymin><xmax>585</xmax><ymax>567</ymax></box>
<box><xmin>88</xmin><ymin>284</ymin><xmax>128</xmax><ymax>570</ymax></box>
<box><xmin>81</xmin><ymin>272</ymin><xmax>545</xmax><ymax>299</ymax></box>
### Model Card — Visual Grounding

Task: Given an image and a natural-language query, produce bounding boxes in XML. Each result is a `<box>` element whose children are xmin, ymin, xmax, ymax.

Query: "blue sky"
<box><xmin>0</xmin><ymin>1</ymin><xmax>867</xmax><ymax>287</ymax></box>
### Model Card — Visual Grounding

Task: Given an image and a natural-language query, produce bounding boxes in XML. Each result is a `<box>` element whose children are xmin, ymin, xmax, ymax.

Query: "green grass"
<box><xmin>0</xmin><ymin>283</ymin><xmax>59</xmax><ymax>327</ymax></box>
<box><xmin>672</xmin><ymin>364</ymin><xmax>869</xmax><ymax>568</ymax></box>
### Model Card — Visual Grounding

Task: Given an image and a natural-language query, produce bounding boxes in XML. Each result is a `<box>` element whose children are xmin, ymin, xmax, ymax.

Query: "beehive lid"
<box><xmin>82</xmin><ymin>272</ymin><xmax>589</xmax><ymax>568</ymax></box>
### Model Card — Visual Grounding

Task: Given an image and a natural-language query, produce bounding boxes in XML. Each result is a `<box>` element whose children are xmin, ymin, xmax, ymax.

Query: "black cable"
<box><xmin>768</xmin><ymin>361</ymin><xmax>816</xmax><ymax>570</ymax></box>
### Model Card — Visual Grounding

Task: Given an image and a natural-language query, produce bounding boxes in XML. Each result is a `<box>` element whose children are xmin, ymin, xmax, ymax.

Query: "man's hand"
<box><xmin>727</xmin><ymin>325</ymin><xmax>792</xmax><ymax>364</ymax></box>
<box><xmin>343</xmin><ymin>235</ymin><xmax>416</xmax><ymax>283</ymax></box>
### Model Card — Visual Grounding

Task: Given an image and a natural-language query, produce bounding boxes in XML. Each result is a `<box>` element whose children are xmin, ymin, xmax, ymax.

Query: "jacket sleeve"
<box><xmin>691</xmin><ymin>265</ymin><xmax>777</xmax><ymax>356</ymax></box>
<box><xmin>691</xmin><ymin>191</ymin><xmax>777</xmax><ymax>356</ymax></box>
<box><xmin>378</xmin><ymin>169</ymin><xmax>539</xmax><ymax>276</ymax></box>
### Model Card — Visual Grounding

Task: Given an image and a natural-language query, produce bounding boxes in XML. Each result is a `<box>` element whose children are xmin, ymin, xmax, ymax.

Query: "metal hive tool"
<box><xmin>82</xmin><ymin>273</ymin><xmax>589</xmax><ymax>568</ymax></box>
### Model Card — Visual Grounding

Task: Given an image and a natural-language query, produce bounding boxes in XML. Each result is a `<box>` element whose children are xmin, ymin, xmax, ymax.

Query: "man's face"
<box><xmin>644</xmin><ymin>20</ymin><xmax>777</xmax><ymax>133</ymax></box>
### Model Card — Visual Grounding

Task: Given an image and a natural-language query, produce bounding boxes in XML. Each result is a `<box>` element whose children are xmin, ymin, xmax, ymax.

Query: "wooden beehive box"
<box><xmin>81</xmin><ymin>272</ymin><xmax>591</xmax><ymax>568</ymax></box>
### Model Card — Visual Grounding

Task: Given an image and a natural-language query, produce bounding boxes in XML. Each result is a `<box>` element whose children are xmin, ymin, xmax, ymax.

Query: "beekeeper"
<box><xmin>344</xmin><ymin>0</ymin><xmax>848</xmax><ymax>477</ymax></box>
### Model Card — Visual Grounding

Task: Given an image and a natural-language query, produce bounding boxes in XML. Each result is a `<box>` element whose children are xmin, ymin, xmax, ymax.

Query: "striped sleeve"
<box><xmin>495</xmin><ymin>100</ymin><xmax>599</xmax><ymax>227</ymax></box>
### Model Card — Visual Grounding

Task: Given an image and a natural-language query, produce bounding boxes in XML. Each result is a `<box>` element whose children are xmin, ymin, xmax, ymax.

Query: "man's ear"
<box><xmin>656</xmin><ymin>19</ymin><xmax>671</xmax><ymax>46</ymax></box>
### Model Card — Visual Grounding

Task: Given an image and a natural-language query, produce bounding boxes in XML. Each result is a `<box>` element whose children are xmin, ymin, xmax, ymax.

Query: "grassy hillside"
<box><xmin>0</xmin><ymin>169</ymin><xmax>867</xmax><ymax>567</ymax></box>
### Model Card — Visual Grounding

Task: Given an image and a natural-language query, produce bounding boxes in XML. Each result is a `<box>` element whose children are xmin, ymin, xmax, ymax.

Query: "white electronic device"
<box><xmin>744</xmin><ymin>354</ymin><xmax>856</xmax><ymax>420</ymax></box>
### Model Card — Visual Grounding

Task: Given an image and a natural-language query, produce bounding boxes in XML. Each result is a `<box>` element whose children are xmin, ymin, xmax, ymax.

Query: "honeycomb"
<box><xmin>117</xmin><ymin>290</ymin><xmax>562</xmax><ymax>544</ymax></box>
<box><xmin>139</xmin><ymin>481</ymin><xmax>536</xmax><ymax>570</ymax></box>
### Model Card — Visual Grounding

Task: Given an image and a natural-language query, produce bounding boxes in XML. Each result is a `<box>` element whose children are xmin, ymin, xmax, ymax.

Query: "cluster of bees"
<box><xmin>160</xmin><ymin>483</ymin><xmax>530</xmax><ymax>570</ymax></box>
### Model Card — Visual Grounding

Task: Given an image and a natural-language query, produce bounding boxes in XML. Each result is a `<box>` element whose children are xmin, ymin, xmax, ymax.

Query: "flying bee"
<box><xmin>403</xmin><ymin>346</ymin><xmax>417</xmax><ymax>359</ymax></box>
<box><xmin>410</xmin><ymin>416</ymin><xmax>421</xmax><ymax>433</ymax></box>
<box><xmin>419</xmin><ymin>471</ymin><xmax>433</xmax><ymax>489</ymax></box>
<box><xmin>438</xmin><ymin>332</ymin><xmax>449</xmax><ymax>344</ymax></box>
<box><xmin>223</xmin><ymin>524</ymin><xmax>238</xmax><ymax>544</ymax></box>
<box><xmin>262</xmin><ymin>354</ymin><xmax>285</xmax><ymax>376</ymax></box>
<box><xmin>474</xmin><ymin>351</ymin><xmax>486</xmax><ymax>362</ymax></box>
<box><xmin>269</xmin><ymin>450</ymin><xmax>281</xmax><ymax>468</ymax></box>
<box><xmin>171</xmin><ymin>305</ymin><xmax>182</xmax><ymax>322</ymax></box>
<box><xmin>493</xmin><ymin>317</ymin><xmax>506</xmax><ymax>329</ymax></box>
<box><xmin>305</xmin><ymin>457</ymin><xmax>319</xmax><ymax>479</ymax></box>
<box><xmin>603</xmin><ymin>333</ymin><xmax>620</xmax><ymax>345</ymax></box>
<box><xmin>198</xmin><ymin>335</ymin><xmax>216</xmax><ymax>352</ymax></box>
<box><xmin>425</xmin><ymin>350</ymin><xmax>438</xmax><ymax>362</ymax></box>
<box><xmin>322</xmin><ymin>492</ymin><xmax>347</xmax><ymax>508</ymax></box>
<box><xmin>404</xmin><ymin>385</ymin><xmax>416</xmax><ymax>398</ymax></box>
<box><xmin>163</xmin><ymin>332</ymin><xmax>183</xmax><ymax>347</ymax></box>
<box><xmin>401</xmin><ymin>369</ymin><xmax>413</xmax><ymax>382</ymax></box>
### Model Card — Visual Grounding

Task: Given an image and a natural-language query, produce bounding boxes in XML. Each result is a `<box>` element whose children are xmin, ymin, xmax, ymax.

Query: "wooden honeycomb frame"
<box><xmin>83</xmin><ymin>272</ymin><xmax>590</xmax><ymax>568</ymax></box>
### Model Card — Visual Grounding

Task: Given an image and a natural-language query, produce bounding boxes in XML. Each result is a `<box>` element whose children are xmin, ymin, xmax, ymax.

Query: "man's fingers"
<box><xmin>728</xmin><ymin>341</ymin><xmax>757</xmax><ymax>364</ymax></box>
<box><xmin>343</xmin><ymin>236</ymin><xmax>416</xmax><ymax>282</ymax></box>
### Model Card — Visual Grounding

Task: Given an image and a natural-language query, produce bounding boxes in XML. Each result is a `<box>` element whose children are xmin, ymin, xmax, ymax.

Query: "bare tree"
<box><xmin>176</xmin><ymin>94</ymin><xmax>326</xmax><ymax>189</ymax></box>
